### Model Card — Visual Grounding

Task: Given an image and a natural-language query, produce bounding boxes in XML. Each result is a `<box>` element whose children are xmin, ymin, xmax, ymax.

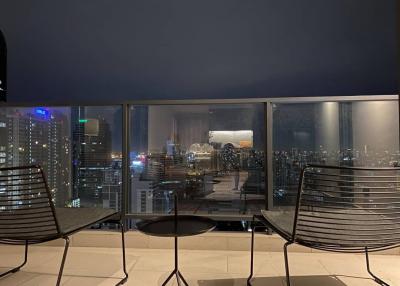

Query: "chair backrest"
<box><xmin>0</xmin><ymin>165</ymin><xmax>60</xmax><ymax>244</ymax></box>
<box><xmin>293</xmin><ymin>165</ymin><xmax>400</xmax><ymax>252</ymax></box>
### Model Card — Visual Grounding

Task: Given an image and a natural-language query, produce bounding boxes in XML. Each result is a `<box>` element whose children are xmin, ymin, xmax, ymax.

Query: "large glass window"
<box><xmin>0</xmin><ymin>107</ymin><xmax>71</xmax><ymax>207</ymax></box>
<box><xmin>129</xmin><ymin>104</ymin><xmax>266</xmax><ymax>216</ymax></box>
<box><xmin>1</xmin><ymin>97</ymin><xmax>398</xmax><ymax>225</ymax></box>
<box><xmin>272</xmin><ymin>100</ymin><xmax>400</xmax><ymax>208</ymax></box>
<box><xmin>71</xmin><ymin>106</ymin><xmax>122</xmax><ymax>210</ymax></box>
<box><xmin>0</xmin><ymin>106</ymin><xmax>122</xmax><ymax>210</ymax></box>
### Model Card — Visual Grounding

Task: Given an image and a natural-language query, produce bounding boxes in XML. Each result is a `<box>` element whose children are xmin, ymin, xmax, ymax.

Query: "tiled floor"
<box><xmin>0</xmin><ymin>245</ymin><xmax>399</xmax><ymax>286</ymax></box>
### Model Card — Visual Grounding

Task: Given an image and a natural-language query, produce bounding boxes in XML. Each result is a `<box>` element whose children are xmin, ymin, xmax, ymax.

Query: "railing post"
<box><xmin>265</xmin><ymin>101</ymin><xmax>273</xmax><ymax>210</ymax></box>
<box><xmin>122</xmin><ymin>103</ymin><xmax>130</xmax><ymax>222</ymax></box>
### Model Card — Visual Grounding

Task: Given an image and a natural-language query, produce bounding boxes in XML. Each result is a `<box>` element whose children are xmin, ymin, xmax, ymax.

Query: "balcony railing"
<box><xmin>0</xmin><ymin>95</ymin><xmax>398</xmax><ymax>222</ymax></box>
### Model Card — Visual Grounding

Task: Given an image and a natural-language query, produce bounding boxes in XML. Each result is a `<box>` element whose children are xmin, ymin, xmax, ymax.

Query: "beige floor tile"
<box><xmin>19</xmin><ymin>275</ymin><xmax>72</xmax><ymax>286</ymax></box>
<box><xmin>180</xmin><ymin>236</ymin><xmax>228</xmax><ymax>251</ymax></box>
<box><xmin>0</xmin><ymin>246</ymin><xmax>399</xmax><ymax>286</ymax></box>
<box><xmin>133</xmin><ymin>249</ymin><xmax>228</xmax><ymax>274</ymax></box>
<box><xmin>180</xmin><ymin>251</ymin><xmax>228</xmax><ymax>274</ymax></box>
<box><xmin>127</xmin><ymin>270</ymin><xmax>173</xmax><ymax>286</ymax></box>
<box><xmin>0</xmin><ymin>247</ymin><xmax>136</xmax><ymax>286</ymax></box>
<box><xmin>125</xmin><ymin>233</ymin><xmax>150</xmax><ymax>249</ymax></box>
<box><xmin>19</xmin><ymin>247</ymin><xmax>136</xmax><ymax>277</ymax></box>
<box><xmin>366</xmin><ymin>255</ymin><xmax>400</xmax><ymax>286</ymax></box>
<box><xmin>268</xmin><ymin>252</ymin><xmax>330</xmax><ymax>276</ymax></box>
<box><xmin>37</xmin><ymin>238</ymin><xmax>69</xmax><ymax>247</ymax></box>
<box><xmin>0</xmin><ymin>246</ymin><xmax>62</xmax><ymax>271</ymax></box>
<box><xmin>73</xmin><ymin>231</ymin><xmax>123</xmax><ymax>248</ymax></box>
<box><xmin>288</xmin><ymin>275</ymin><xmax>357</xmax><ymax>286</ymax></box>
<box><xmin>131</xmin><ymin>249</ymin><xmax>173</xmax><ymax>271</ymax></box>
<box><xmin>63</xmin><ymin>276</ymin><xmax>123</xmax><ymax>286</ymax></box>
<box><xmin>318</xmin><ymin>253</ymin><xmax>369</xmax><ymax>277</ymax></box>
<box><xmin>227</xmin><ymin>237</ymin><xmax>253</xmax><ymax>252</ymax></box>
<box><xmin>0</xmin><ymin>271</ymin><xmax>42</xmax><ymax>286</ymax></box>
<box><xmin>199</xmin><ymin>275</ymin><xmax>349</xmax><ymax>286</ymax></box>
<box><xmin>335</xmin><ymin>276</ymin><xmax>384</xmax><ymax>286</ymax></box>
<box><xmin>227</xmin><ymin>251</ymin><xmax>278</xmax><ymax>276</ymax></box>
<box><xmin>187</xmin><ymin>272</ymin><xmax>275</xmax><ymax>286</ymax></box>
<box><xmin>148</xmin><ymin>236</ymin><xmax>175</xmax><ymax>249</ymax></box>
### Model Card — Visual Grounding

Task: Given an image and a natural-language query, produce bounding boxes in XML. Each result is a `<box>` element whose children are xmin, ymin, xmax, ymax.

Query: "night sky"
<box><xmin>0</xmin><ymin>0</ymin><xmax>398</xmax><ymax>104</ymax></box>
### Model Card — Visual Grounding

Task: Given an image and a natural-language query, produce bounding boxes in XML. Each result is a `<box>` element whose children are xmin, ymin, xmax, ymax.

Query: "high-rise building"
<box><xmin>0</xmin><ymin>112</ymin><xmax>8</xmax><ymax>167</ymax></box>
<box><xmin>130</xmin><ymin>173</ymin><xmax>156</xmax><ymax>214</ymax></box>
<box><xmin>102</xmin><ymin>158</ymin><xmax>122</xmax><ymax>211</ymax></box>
<box><xmin>0</xmin><ymin>108</ymin><xmax>71</xmax><ymax>206</ymax></box>
<box><xmin>72</xmin><ymin>109</ymin><xmax>112</xmax><ymax>207</ymax></box>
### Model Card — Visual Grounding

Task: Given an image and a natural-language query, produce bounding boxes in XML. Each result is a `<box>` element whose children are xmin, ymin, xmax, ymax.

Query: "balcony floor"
<box><xmin>0</xmin><ymin>245</ymin><xmax>399</xmax><ymax>286</ymax></box>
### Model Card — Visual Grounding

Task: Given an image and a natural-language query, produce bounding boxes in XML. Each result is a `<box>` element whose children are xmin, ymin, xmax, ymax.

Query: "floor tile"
<box><xmin>0</xmin><ymin>246</ymin><xmax>399</xmax><ymax>286</ymax></box>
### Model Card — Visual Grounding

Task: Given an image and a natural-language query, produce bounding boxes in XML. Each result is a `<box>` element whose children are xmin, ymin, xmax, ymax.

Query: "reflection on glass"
<box><xmin>0</xmin><ymin>106</ymin><xmax>122</xmax><ymax>210</ymax></box>
<box><xmin>1</xmin><ymin>99</ymin><xmax>396</xmax><ymax>221</ymax></box>
<box><xmin>130</xmin><ymin>104</ymin><xmax>266</xmax><ymax>216</ymax></box>
<box><xmin>272</xmin><ymin>101</ymin><xmax>400</xmax><ymax>208</ymax></box>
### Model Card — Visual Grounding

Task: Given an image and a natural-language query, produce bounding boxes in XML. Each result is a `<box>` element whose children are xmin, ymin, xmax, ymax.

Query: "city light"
<box><xmin>35</xmin><ymin>108</ymin><xmax>50</xmax><ymax>119</ymax></box>
<box><xmin>132</xmin><ymin>160</ymin><xmax>143</xmax><ymax>166</ymax></box>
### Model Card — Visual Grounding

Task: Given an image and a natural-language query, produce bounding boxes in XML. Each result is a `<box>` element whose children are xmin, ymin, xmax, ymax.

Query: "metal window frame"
<box><xmin>0</xmin><ymin>94</ymin><xmax>398</xmax><ymax>221</ymax></box>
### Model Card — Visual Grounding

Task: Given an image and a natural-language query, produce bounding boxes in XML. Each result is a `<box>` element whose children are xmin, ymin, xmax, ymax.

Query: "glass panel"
<box><xmin>0</xmin><ymin>106</ymin><xmax>122</xmax><ymax>210</ymax></box>
<box><xmin>71</xmin><ymin>106</ymin><xmax>122</xmax><ymax>210</ymax></box>
<box><xmin>272</xmin><ymin>100</ymin><xmax>400</xmax><ymax>208</ymax></box>
<box><xmin>129</xmin><ymin>104</ymin><xmax>265</xmax><ymax>217</ymax></box>
<box><xmin>0</xmin><ymin>107</ymin><xmax>71</xmax><ymax>207</ymax></box>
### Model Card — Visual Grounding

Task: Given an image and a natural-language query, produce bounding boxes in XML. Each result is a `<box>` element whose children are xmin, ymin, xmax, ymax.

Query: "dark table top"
<box><xmin>136</xmin><ymin>215</ymin><xmax>216</xmax><ymax>237</ymax></box>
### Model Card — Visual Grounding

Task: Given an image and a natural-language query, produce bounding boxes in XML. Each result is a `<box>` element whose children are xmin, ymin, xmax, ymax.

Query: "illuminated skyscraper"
<box><xmin>72</xmin><ymin>109</ymin><xmax>112</xmax><ymax>207</ymax></box>
<box><xmin>0</xmin><ymin>112</ymin><xmax>8</xmax><ymax>168</ymax></box>
<box><xmin>102</xmin><ymin>157</ymin><xmax>122</xmax><ymax>211</ymax></box>
<box><xmin>0</xmin><ymin>108</ymin><xmax>71</xmax><ymax>206</ymax></box>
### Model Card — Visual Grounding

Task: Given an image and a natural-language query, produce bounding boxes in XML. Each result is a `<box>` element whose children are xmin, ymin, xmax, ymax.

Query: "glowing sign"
<box><xmin>35</xmin><ymin>108</ymin><xmax>50</xmax><ymax>118</ymax></box>
<box><xmin>79</xmin><ymin>119</ymin><xmax>88</xmax><ymax>123</ymax></box>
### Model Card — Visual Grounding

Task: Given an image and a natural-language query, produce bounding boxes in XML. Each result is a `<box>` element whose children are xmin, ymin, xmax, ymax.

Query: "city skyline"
<box><xmin>0</xmin><ymin>101</ymin><xmax>399</xmax><ymax>215</ymax></box>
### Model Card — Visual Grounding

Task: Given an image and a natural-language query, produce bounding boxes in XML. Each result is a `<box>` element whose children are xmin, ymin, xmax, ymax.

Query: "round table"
<box><xmin>136</xmin><ymin>181</ymin><xmax>216</xmax><ymax>286</ymax></box>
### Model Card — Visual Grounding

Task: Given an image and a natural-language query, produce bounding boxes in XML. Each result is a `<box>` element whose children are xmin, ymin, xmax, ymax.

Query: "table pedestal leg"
<box><xmin>161</xmin><ymin>236</ymin><xmax>189</xmax><ymax>286</ymax></box>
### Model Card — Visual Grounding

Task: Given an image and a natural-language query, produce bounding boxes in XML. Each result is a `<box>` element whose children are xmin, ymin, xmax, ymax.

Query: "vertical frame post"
<box><xmin>265</xmin><ymin>101</ymin><xmax>274</xmax><ymax>210</ymax></box>
<box><xmin>398</xmin><ymin>94</ymin><xmax>400</xmax><ymax>154</ymax></box>
<box><xmin>122</xmin><ymin>103</ymin><xmax>130</xmax><ymax>221</ymax></box>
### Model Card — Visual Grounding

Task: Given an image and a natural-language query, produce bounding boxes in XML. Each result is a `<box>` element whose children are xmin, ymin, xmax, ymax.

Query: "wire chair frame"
<box><xmin>0</xmin><ymin>165</ymin><xmax>61</xmax><ymax>244</ymax></box>
<box><xmin>0</xmin><ymin>165</ymin><xmax>128</xmax><ymax>286</ymax></box>
<box><xmin>292</xmin><ymin>164</ymin><xmax>400</xmax><ymax>253</ymax></box>
<box><xmin>248</xmin><ymin>164</ymin><xmax>400</xmax><ymax>286</ymax></box>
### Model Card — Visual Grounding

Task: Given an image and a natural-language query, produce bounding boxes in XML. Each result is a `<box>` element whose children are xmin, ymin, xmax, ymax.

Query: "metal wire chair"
<box><xmin>0</xmin><ymin>165</ymin><xmax>128</xmax><ymax>285</ymax></box>
<box><xmin>248</xmin><ymin>164</ymin><xmax>400</xmax><ymax>286</ymax></box>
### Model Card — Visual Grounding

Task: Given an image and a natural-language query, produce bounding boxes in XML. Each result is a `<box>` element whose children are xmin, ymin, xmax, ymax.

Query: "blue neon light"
<box><xmin>35</xmin><ymin>108</ymin><xmax>50</xmax><ymax>118</ymax></box>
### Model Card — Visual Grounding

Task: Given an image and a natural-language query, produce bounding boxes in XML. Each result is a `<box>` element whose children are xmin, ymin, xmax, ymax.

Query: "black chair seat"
<box><xmin>55</xmin><ymin>208</ymin><xmax>118</xmax><ymax>236</ymax></box>
<box><xmin>260</xmin><ymin>209</ymin><xmax>397</xmax><ymax>249</ymax></box>
<box><xmin>260</xmin><ymin>210</ymin><xmax>294</xmax><ymax>240</ymax></box>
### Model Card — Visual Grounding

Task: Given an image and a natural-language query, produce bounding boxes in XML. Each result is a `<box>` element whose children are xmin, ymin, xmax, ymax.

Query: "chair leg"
<box><xmin>56</xmin><ymin>237</ymin><xmax>70</xmax><ymax>286</ymax></box>
<box><xmin>115</xmin><ymin>220</ymin><xmax>129</xmax><ymax>286</ymax></box>
<box><xmin>283</xmin><ymin>242</ymin><xmax>293</xmax><ymax>286</ymax></box>
<box><xmin>247</xmin><ymin>216</ymin><xmax>256</xmax><ymax>286</ymax></box>
<box><xmin>365</xmin><ymin>247</ymin><xmax>390</xmax><ymax>286</ymax></box>
<box><xmin>55</xmin><ymin>221</ymin><xmax>128</xmax><ymax>286</ymax></box>
<box><xmin>0</xmin><ymin>240</ymin><xmax>28</xmax><ymax>278</ymax></box>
